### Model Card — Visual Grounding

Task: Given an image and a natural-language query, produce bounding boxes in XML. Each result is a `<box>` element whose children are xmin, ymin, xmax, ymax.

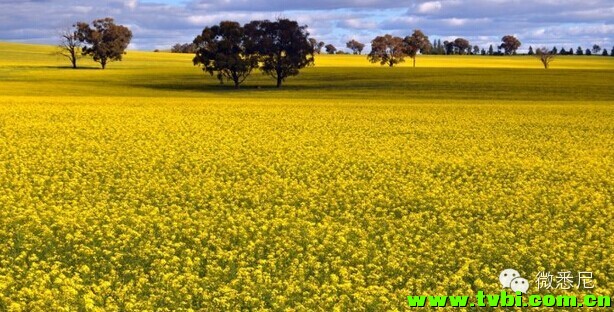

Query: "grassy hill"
<box><xmin>0</xmin><ymin>42</ymin><xmax>613</xmax><ymax>310</ymax></box>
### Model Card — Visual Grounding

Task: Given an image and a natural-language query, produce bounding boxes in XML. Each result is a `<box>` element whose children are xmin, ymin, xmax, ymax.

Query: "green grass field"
<box><xmin>0</xmin><ymin>42</ymin><xmax>613</xmax><ymax>310</ymax></box>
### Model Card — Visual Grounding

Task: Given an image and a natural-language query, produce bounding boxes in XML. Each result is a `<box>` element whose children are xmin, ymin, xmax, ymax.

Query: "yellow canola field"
<box><xmin>1</xmin><ymin>97</ymin><xmax>612</xmax><ymax>311</ymax></box>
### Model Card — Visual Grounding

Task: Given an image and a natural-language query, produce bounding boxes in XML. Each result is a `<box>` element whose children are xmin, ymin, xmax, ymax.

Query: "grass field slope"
<box><xmin>0</xmin><ymin>42</ymin><xmax>613</xmax><ymax>311</ymax></box>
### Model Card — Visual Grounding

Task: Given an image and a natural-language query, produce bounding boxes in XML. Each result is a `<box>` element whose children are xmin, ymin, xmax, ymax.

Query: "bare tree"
<box><xmin>58</xmin><ymin>28</ymin><xmax>81</xmax><ymax>68</ymax></box>
<box><xmin>535</xmin><ymin>47</ymin><xmax>555</xmax><ymax>69</ymax></box>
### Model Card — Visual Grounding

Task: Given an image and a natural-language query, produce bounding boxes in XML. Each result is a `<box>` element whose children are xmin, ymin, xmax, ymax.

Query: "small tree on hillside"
<box><xmin>325</xmin><ymin>44</ymin><xmax>337</xmax><ymax>54</ymax></box>
<box><xmin>317</xmin><ymin>41</ymin><xmax>325</xmax><ymax>54</ymax></box>
<box><xmin>367</xmin><ymin>34</ymin><xmax>406</xmax><ymax>67</ymax></box>
<box><xmin>404</xmin><ymin>29</ymin><xmax>430</xmax><ymax>67</ymax></box>
<box><xmin>193</xmin><ymin>21</ymin><xmax>258</xmax><ymax>89</ymax></box>
<box><xmin>576</xmin><ymin>47</ymin><xmax>584</xmax><ymax>55</ymax></box>
<box><xmin>527</xmin><ymin>46</ymin><xmax>534</xmax><ymax>55</ymax></box>
<box><xmin>592</xmin><ymin>44</ymin><xmax>601</xmax><ymax>54</ymax></box>
<box><xmin>75</xmin><ymin>18</ymin><xmax>132</xmax><ymax>69</ymax></box>
<box><xmin>535</xmin><ymin>47</ymin><xmax>555</xmax><ymax>69</ymax></box>
<box><xmin>171</xmin><ymin>43</ymin><xmax>196</xmax><ymax>53</ymax></box>
<box><xmin>453</xmin><ymin>38</ymin><xmax>470</xmax><ymax>54</ymax></box>
<box><xmin>499</xmin><ymin>35</ymin><xmax>521</xmax><ymax>55</ymax></box>
<box><xmin>308</xmin><ymin>38</ymin><xmax>326</xmax><ymax>54</ymax></box>
<box><xmin>58</xmin><ymin>27</ymin><xmax>81</xmax><ymax>68</ymax></box>
<box><xmin>346</xmin><ymin>39</ymin><xmax>365</xmax><ymax>55</ymax></box>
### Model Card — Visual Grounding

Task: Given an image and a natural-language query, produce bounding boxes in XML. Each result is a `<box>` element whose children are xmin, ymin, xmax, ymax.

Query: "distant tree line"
<box><xmin>59</xmin><ymin>18</ymin><xmax>132</xmax><ymax>69</ymax></box>
<box><xmin>59</xmin><ymin>17</ymin><xmax>613</xmax><ymax>83</ymax></box>
<box><xmin>365</xmin><ymin>30</ymin><xmax>431</xmax><ymax>67</ymax></box>
<box><xmin>170</xmin><ymin>43</ymin><xmax>196</xmax><ymax>53</ymax></box>
<box><xmin>526</xmin><ymin>44</ymin><xmax>612</xmax><ymax>56</ymax></box>
<box><xmin>298</xmin><ymin>39</ymin><xmax>365</xmax><ymax>55</ymax></box>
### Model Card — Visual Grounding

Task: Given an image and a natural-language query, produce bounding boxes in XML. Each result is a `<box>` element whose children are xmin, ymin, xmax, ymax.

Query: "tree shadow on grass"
<box><xmin>7</xmin><ymin>65</ymin><xmax>103</xmax><ymax>70</ymax></box>
<box><xmin>131</xmin><ymin>81</ymin><xmax>327</xmax><ymax>94</ymax></box>
<box><xmin>53</xmin><ymin>66</ymin><xmax>102</xmax><ymax>70</ymax></box>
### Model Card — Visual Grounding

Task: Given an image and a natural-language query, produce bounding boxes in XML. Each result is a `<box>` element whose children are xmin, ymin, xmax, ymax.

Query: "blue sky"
<box><xmin>1</xmin><ymin>0</ymin><xmax>612</xmax><ymax>52</ymax></box>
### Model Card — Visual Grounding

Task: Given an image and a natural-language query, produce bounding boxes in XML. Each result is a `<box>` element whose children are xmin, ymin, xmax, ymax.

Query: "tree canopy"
<box><xmin>244</xmin><ymin>19</ymin><xmax>314</xmax><ymax>88</ymax></box>
<box><xmin>308</xmin><ymin>39</ymin><xmax>326</xmax><ymax>54</ymax></box>
<box><xmin>75</xmin><ymin>18</ymin><xmax>132</xmax><ymax>69</ymax></box>
<box><xmin>171</xmin><ymin>43</ymin><xmax>196</xmax><ymax>53</ymax></box>
<box><xmin>193</xmin><ymin>21</ymin><xmax>258</xmax><ymax>89</ymax></box>
<box><xmin>325</xmin><ymin>44</ymin><xmax>337</xmax><ymax>54</ymax></box>
<box><xmin>453</xmin><ymin>38</ymin><xmax>470</xmax><ymax>54</ymax></box>
<box><xmin>404</xmin><ymin>29</ymin><xmax>431</xmax><ymax>67</ymax></box>
<box><xmin>346</xmin><ymin>39</ymin><xmax>365</xmax><ymax>55</ymax></box>
<box><xmin>367</xmin><ymin>35</ymin><xmax>406</xmax><ymax>67</ymax></box>
<box><xmin>500</xmin><ymin>35</ymin><xmax>521</xmax><ymax>55</ymax></box>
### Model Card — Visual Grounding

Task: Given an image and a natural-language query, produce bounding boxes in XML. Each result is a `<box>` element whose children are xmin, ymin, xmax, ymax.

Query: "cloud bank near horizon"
<box><xmin>0</xmin><ymin>0</ymin><xmax>612</xmax><ymax>52</ymax></box>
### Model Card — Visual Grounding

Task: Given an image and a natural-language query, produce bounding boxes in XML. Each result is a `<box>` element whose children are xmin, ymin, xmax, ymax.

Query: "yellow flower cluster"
<box><xmin>0</xmin><ymin>97</ymin><xmax>612</xmax><ymax>311</ymax></box>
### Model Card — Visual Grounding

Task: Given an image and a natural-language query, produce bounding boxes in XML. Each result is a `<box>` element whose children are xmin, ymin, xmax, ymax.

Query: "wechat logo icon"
<box><xmin>499</xmin><ymin>269</ymin><xmax>529</xmax><ymax>294</ymax></box>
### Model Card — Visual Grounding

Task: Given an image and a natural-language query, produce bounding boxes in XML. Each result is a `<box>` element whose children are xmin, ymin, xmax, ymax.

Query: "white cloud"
<box><xmin>126</xmin><ymin>0</ymin><xmax>138</xmax><ymax>9</ymax></box>
<box><xmin>417</xmin><ymin>1</ymin><xmax>442</xmax><ymax>14</ymax></box>
<box><xmin>0</xmin><ymin>0</ymin><xmax>611</xmax><ymax>51</ymax></box>
<box><xmin>341</xmin><ymin>18</ymin><xmax>378</xmax><ymax>30</ymax></box>
<box><xmin>445</xmin><ymin>17</ymin><xmax>466</xmax><ymax>26</ymax></box>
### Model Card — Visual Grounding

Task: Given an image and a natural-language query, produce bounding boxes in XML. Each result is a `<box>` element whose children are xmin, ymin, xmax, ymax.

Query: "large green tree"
<box><xmin>499</xmin><ymin>35</ymin><xmax>521</xmax><ymax>55</ymax></box>
<box><xmin>453</xmin><ymin>38</ymin><xmax>470</xmax><ymax>54</ymax></box>
<box><xmin>75</xmin><ymin>18</ymin><xmax>132</xmax><ymax>69</ymax></box>
<box><xmin>244</xmin><ymin>19</ymin><xmax>315</xmax><ymax>88</ymax></box>
<box><xmin>403</xmin><ymin>29</ymin><xmax>431</xmax><ymax>67</ymax></box>
<box><xmin>346</xmin><ymin>39</ymin><xmax>365</xmax><ymax>55</ymax></box>
<box><xmin>193</xmin><ymin>21</ymin><xmax>258</xmax><ymax>89</ymax></box>
<box><xmin>325</xmin><ymin>44</ymin><xmax>337</xmax><ymax>54</ymax></box>
<box><xmin>367</xmin><ymin>34</ymin><xmax>406</xmax><ymax>67</ymax></box>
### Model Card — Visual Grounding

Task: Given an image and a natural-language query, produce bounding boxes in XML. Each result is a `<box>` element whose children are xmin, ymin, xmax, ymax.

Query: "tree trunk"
<box><xmin>413</xmin><ymin>58</ymin><xmax>416</xmax><ymax>68</ymax></box>
<box><xmin>276</xmin><ymin>69</ymin><xmax>283</xmax><ymax>88</ymax></box>
<box><xmin>276</xmin><ymin>76</ymin><xmax>282</xmax><ymax>88</ymax></box>
<box><xmin>71</xmin><ymin>50</ymin><xmax>77</xmax><ymax>69</ymax></box>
